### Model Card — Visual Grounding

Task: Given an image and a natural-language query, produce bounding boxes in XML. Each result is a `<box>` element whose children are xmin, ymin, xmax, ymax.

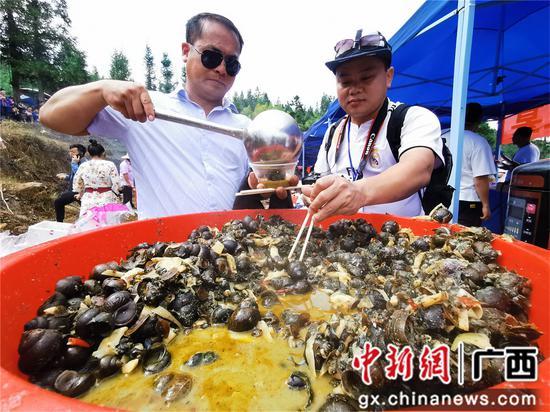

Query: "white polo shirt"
<box><xmin>88</xmin><ymin>88</ymin><xmax>250</xmax><ymax>219</ymax></box>
<box><xmin>119</xmin><ymin>159</ymin><xmax>134</xmax><ymax>188</ymax></box>
<box><xmin>505</xmin><ymin>143</ymin><xmax>541</xmax><ymax>182</ymax></box>
<box><xmin>513</xmin><ymin>143</ymin><xmax>540</xmax><ymax>164</ymax></box>
<box><xmin>314</xmin><ymin>101</ymin><xmax>443</xmax><ymax>216</ymax></box>
<box><xmin>442</xmin><ymin>130</ymin><xmax>496</xmax><ymax>202</ymax></box>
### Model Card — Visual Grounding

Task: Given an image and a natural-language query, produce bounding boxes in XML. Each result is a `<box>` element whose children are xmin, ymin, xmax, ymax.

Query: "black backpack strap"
<box><xmin>385</xmin><ymin>103</ymin><xmax>456</xmax><ymax>212</ymax></box>
<box><xmin>386</xmin><ymin>103</ymin><xmax>410</xmax><ymax>162</ymax></box>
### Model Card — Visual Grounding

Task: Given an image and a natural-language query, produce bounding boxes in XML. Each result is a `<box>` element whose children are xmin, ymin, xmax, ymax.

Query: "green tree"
<box><xmin>0</xmin><ymin>0</ymin><xmax>86</xmax><ymax>100</ymax></box>
<box><xmin>477</xmin><ymin>122</ymin><xmax>497</xmax><ymax>149</ymax></box>
<box><xmin>89</xmin><ymin>66</ymin><xmax>100</xmax><ymax>82</ymax></box>
<box><xmin>144</xmin><ymin>45</ymin><xmax>156</xmax><ymax>90</ymax></box>
<box><xmin>24</xmin><ymin>0</ymin><xmax>66</xmax><ymax>96</ymax></box>
<box><xmin>286</xmin><ymin>95</ymin><xmax>309</xmax><ymax>130</ymax></box>
<box><xmin>0</xmin><ymin>0</ymin><xmax>25</xmax><ymax>99</ymax></box>
<box><xmin>0</xmin><ymin>63</ymin><xmax>12</xmax><ymax>94</ymax></box>
<box><xmin>231</xmin><ymin>87</ymin><xmax>335</xmax><ymax>130</ymax></box>
<box><xmin>109</xmin><ymin>50</ymin><xmax>131</xmax><ymax>81</ymax></box>
<box><xmin>158</xmin><ymin>53</ymin><xmax>175</xmax><ymax>93</ymax></box>
<box><xmin>500</xmin><ymin>144</ymin><xmax>516</xmax><ymax>158</ymax></box>
<box><xmin>533</xmin><ymin>139</ymin><xmax>550</xmax><ymax>159</ymax></box>
<box><xmin>252</xmin><ymin>102</ymin><xmax>271</xmax><ymax>118</ymax></box>
<box><xmin>54</xmin><ymin>37</ymin><xmax>89</xmax><ymax>88</ymax></box>
<box><xmin>319</xmin><ymin>93</ymin><xmax>334</xmax><ymax>114</ymax></box>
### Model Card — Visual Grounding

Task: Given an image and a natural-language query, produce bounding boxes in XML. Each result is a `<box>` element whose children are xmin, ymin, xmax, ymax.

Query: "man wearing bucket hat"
<box><xmin>302</xmin><ymin>30</ymin><xmax>445</xmax><ymax>222</ymax></box>
<box><xmin>39</xmin><ymin>13</ymin><xmax>291</xmax><ymax>219</ymax></box>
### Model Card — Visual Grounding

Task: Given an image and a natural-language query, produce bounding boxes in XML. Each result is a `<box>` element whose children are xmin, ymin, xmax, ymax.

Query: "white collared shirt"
<box><xmin>442</xmin><ymin>130</ymin><xmax>496</xmax><ymax>202</ymax></box>
<box><xmin>314</xmin><ymin>101</ymin><xmax>443</xmax><ymax>216</ymax></box>
<box><xmin>88</xmin><ymin>88</ymin><xmax>250</xmax><ymax>219</ymax></box>
<box><xmin>513</xmin><ymin>143</ymin><xmax>540</xmax><ymax>164</ymax></box>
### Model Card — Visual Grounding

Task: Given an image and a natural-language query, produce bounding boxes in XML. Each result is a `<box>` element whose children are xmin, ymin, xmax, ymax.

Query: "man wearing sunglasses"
<box><xmin>40</xmin><ymin>13</ymin><xmax>290</xmax><ymax>219</ymax></box>
<box><xmin>302</xmin><ymin>30</ymin><xmax>444</xmax><ymax>222</ymax></box>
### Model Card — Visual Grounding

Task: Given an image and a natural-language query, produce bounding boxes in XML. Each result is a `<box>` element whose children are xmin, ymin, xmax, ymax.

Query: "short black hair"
<box><xmin>465</xmin><ymin>102</ymin><xmax>483</xmax><ymax>125</ymax></box>
<box><xmin>87</xmin><ymin>139</ymin><xmax>105</xmax><ymax>157</ymax></box>
<box><xmin>186</xmin><ymin>13</ymin><xmax>244</xmax><ymax>52</ymax></box>
<box><xmin>514</xmin><ymin>126</ymin><xmax>532</xmax><ymax>139</ymax></box>
<box><xmin>69</xmin><ymin>144</ymin><xmax>86</xmax><ymax>157</ymax></box>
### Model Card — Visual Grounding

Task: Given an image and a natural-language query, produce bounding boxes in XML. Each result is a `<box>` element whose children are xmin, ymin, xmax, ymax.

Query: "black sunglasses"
<box><xmin>191</xmin><ymin>45</ymin><xmax>241</xmax><ymax>77</ymax></box>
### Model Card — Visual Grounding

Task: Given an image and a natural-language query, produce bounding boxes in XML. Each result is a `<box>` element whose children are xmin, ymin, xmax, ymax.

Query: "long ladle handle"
<box><xmin>155</xmin><ymin>109</ymin><xmax>246</xmax><ymax>140</ymax></box>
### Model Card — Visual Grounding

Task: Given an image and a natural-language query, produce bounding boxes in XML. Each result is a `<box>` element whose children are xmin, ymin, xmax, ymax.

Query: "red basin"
<box><xmin>1</xmin><ymin>210</ymin><xmax>549</xmax><ymax>410</ymax></box>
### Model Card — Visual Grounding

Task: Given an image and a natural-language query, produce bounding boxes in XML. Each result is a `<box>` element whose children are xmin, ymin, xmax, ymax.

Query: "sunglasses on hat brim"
<box><xmin>334</xmin><ymin>33</ymin><xmax>389</xmax><ymax>58</ymax></box>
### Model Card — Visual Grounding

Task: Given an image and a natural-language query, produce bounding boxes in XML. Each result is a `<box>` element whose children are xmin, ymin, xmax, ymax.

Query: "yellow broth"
<box><xmin>268</xmin><ymin>290</ymin><xmax>340</xmax><ymax>321</ymax></box>
<box><xmin>81</xmin><ymin>297</ymin><xmax>337</xmax><ymax>411</ymax></box>
<box><xmin>257</xmin><ymin>178</ymin><xmax>291</xmax><ymax>189</ymax></box>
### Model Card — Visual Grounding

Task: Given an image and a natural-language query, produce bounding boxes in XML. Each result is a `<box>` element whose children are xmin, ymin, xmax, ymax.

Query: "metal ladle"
<box><xmin>155</xmin><ymin>108</ymin><xmax>303</xmax><ymax>164</ymax></box>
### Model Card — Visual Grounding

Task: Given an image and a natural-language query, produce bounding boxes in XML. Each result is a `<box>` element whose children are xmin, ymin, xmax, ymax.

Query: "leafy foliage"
<box><xmin>0</xmin><ymin>63</ymin><xmax>12</xmax><ymax>94</ymax></box>
<box><xmin>53</xmin><ymin>37</ymin><xmax>89</xmax><ymax>88</ymax></box>
<box><xmin>477</xmin><ymin>122</ymin><xmax>497</xmax><ymax>148</ymax></box>
<box><xmin>233</xmin><ymin>87</ymin><xmax>335</xmax><ymax>131</ymax></box>
<box><xmin>109</xmin><ymin>50</ymin><xmax>131</xmax><ymax>81</ymax></box>
<box><xmin>532</xmin><ymin>140</ymin><xmax>550</xmax><ymax>159</ymax></box>
<box><xmin>89</xmin><ymin>66</ymin><xmax>100</xmax><ymax>82</ymax></box>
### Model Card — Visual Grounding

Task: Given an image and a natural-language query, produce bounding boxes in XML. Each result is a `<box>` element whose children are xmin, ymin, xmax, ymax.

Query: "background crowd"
<box><xmin>0</xmin><ymin>89</ymin><xmax>39</xmax><ymax>123</ymax></box>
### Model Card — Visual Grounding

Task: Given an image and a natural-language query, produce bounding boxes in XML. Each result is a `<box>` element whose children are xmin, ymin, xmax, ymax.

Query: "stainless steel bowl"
<box><xmin>243</xmin><ymin>110</ymin><xmax>303</xmax><ymax>164</ymax></box>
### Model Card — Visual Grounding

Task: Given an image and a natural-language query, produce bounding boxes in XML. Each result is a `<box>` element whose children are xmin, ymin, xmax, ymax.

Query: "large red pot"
<box><xmin>1</xmin><ymin>210</ymin><xmax>549</xmax><ymax>410</ymax></box>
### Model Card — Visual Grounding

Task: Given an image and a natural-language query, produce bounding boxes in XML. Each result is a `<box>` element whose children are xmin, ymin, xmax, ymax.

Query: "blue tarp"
<box><xmin>302</xmin><ymin>0</ymin><xmax>550</xmax><ymax>169</ymax></box>
<box><xmin>391</xmin><ymin>0</ymin><xmax>549</xmax><ymax>120</ymax></box>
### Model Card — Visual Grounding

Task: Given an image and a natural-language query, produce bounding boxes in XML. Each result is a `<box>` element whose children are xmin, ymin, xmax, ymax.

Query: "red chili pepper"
<box><xmin>67</xmin><ymin>337</ymin><xmax>91</xmax><ymax>348</ymax></box>
<box><xmin>407</xmin><ymin>298</ymin><xmax>418</xmax><ymax>310</ymax></box>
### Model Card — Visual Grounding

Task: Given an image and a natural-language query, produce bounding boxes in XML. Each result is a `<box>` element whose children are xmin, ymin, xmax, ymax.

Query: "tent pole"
<box><xmin>495</xmin><ymin>104</ymin><xmax>505</xmax><ymax>158</ymax></box>
<box><xmin>448</xmin><ymin>0</ymin><xmax>476</xmax><ymax>223</ymax></box>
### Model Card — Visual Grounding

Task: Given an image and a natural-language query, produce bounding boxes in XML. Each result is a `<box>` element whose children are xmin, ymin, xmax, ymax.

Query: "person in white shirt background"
<box><xmin>119</xmin><ymin>153</ymin><xmax>135</xmax><ymax>208</ymax></box>
<box><xmin>447</xmin><ymin>103</ymin><xmax>497</xmax><ymax>227</ymax></box>
<box><xmin>504</xmin><ymin>126</ymin><xmax>541</xmax><ymax>182</ymax></box>
<box><xmin>512</xmin><ymin>126</ymin><xmax>541</xmax><ymax>164</ymax></box>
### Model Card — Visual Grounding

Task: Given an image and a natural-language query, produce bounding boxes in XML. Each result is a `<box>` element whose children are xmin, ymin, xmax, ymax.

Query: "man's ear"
<box><xmin>182</xmin><ymin>42</ymin><xmax>191</xmax><ymax>63</ymax></box>
<box><xmin>386</xmin><ymin>66</ymin><xmax>395</xmax><ymax>88</ymax></box>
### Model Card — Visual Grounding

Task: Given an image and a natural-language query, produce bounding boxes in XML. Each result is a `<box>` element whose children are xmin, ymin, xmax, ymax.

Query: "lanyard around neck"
<box><xmin>335</xmin><ymin>98</ymin><xmax>389</xmax><ymax>180</ymax></box>
<box><xmin>346</xmin><ymin>120</ymin><xmax>359</xmax><ymax>180</ymax></box>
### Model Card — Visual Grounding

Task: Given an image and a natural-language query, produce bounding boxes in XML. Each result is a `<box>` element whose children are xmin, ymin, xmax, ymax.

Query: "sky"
<box><xmin>66</xmin><ymin>0</ymin><xmax>424</xmax><ymax>107</ymax></box>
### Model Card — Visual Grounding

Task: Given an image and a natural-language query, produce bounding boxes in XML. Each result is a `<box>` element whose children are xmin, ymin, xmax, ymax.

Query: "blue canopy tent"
<box><xmin>301</xmin><ymin>0</ymin><xmax>549</xmax><ymax>221</ymax></box>
<box><xmin>390</xmin><ymin>0</ymin><xmax>549</xmax><ymax>125</ymax></box>
<box><xmin>301</xmin><ymin>99</ymin><xmax>345</xmax><ymax>172</ymax></box>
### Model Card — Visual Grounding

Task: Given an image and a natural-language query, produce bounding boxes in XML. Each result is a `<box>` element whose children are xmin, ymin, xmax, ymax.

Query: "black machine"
<box><xmin>504</xmin><ymin>159</ymin><xmax>550</xmax><ymax>249</ymax></box>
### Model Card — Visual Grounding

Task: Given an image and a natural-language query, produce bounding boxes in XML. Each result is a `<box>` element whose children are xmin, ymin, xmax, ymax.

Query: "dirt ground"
<box><xmin>0</xmin><ymin>121</ymin><xmax>125</xmax><ymax>234</ymax></box>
